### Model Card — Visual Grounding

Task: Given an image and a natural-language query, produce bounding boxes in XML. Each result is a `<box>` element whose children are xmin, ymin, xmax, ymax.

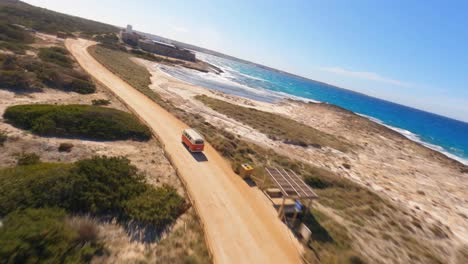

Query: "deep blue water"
<box><xmin>160</xmin><ymin>52</ymin><xmax>468</xmax><ymax>164</ymax></box>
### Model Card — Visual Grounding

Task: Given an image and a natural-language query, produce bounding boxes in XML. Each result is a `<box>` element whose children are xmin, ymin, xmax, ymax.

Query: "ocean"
<box><xmin>159</xmin><ymin>52</ymin><xmax>468</xmax><ymax>165</ymax></box>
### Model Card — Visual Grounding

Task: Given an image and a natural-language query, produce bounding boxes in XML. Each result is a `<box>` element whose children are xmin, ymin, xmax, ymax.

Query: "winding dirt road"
<box><xmin>66</xmin><ymin>38</ymin><xmax>302</xmax><ymax>264</ymax></box>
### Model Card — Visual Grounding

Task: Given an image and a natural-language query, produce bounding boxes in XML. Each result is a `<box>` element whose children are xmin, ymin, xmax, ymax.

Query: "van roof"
<box><xmin>183</xmin><ymin>128</ymin><xmax>204</xmax><ymax>141</ymax></box>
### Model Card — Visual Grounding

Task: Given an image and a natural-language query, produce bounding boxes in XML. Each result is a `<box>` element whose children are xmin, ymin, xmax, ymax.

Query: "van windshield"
<box><xmin>194</xmin><ymin>139</ymin><xmax>204</xmax><ymax>145</ymax></box>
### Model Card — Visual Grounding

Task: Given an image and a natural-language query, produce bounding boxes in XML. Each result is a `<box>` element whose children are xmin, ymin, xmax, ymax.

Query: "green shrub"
<box><xmin>30</xmin><ymin>62</ymin><xmax>96</xmax><ymax>94</ymax></box>
<box><xmin>94</xmin><ymin>33</ymin><xmax>125</xmax><ymax>50</ymax></box>
<box><xmin>0</xmin><ymin>23</ymin><xmax>34</xmax><ymax>43</ymax></box>
<box><xmin>68</xmin><ymin>156</ymin><xmax>147</xmax><ymax>214</ymax></box>
<box><xmin>38</xmin><ymin>47</ymin><xmax>73</xmax><ymax>68</ymax></box>
<box><xmin>0</xmin><ymin>41</ymin><xmax>28</xmax><ymax>54</ymax></box>
<box><xmin>0</xmin><ymin>208</ymin><xmax>103</xmax><ymax>263</ymax></box>
<box><xmin>0</xmin><ymin>163</ymin><xmax>71</xmax><ymax>215</ymax></box>
<box><xmin>3</xmin><ymin>104</ymin><xmax>151</xmax><ymax>141</ymax></box>
<box><xmin>16</xmin><ymin>152</ymin><xmax>40</xmax><ymax>166</ymax></box>
<box><xmin>0</xmin><ymin>156</ymin><xmax>186</xmax><ymax>231</ymax></box>
<box><xmin>1</xmin><ymin>53</ymin><xmax>96</xmax><ymax>94</ymax></box>
<box><xmin>305</xmin><ymin>175</ymin><xmax>333</xmax><ymax>189</ymax></box>
<box><xmin>123</xmin><ymin>186</ymin><xmax>186</xmax><ymax>228</ymax></box>
<box><xmin>68</xmin><ymin>78</ymin><xmax>96</xmax><ymax>94</ymax></box>
<box><xmin>58</xmin><ymin>142</ymin><xmax>74</xmax><ymax>152</ymax></box>
<box><xmin>0</xmin><ymin>70</ymin><xmax>38</xmax><ymax>91</ymax></box>
<box><xmin>92</xmin><ymin>99</ymin><xmax>111</xmax><ymax>106</ymax></box>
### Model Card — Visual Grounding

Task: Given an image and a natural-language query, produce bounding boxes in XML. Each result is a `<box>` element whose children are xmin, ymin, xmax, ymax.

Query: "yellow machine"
<box><xmin>239</xmin><ymin>163</ymin><xmax>254</xmax><ymax>178</ymax></box>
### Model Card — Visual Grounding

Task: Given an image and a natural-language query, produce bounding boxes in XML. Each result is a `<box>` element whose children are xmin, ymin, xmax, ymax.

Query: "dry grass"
<box><xmin>196</xmin><ymin>95</ymin><xmax>352</xmax><ymax>152</ymax></box>
<box><xmin>156</xmin><ymin>209</ymin><xmax>211</xmax><ymax>264</ymax></box>
<box><xmin>88</xmin><ymin>46</ymin><xmax>152</xmax><ymax>99</ymax></box>
<box><xmin>0</xmin><ymin>130</ymin><xmax>7</xmax><ymax>146</ymax></box>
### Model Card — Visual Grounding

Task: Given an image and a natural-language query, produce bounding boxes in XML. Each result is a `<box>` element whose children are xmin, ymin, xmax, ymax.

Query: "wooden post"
<box><xmin>278</xmin><ymin>196</ymin><xmax>286</xmax><ymax>220</ymax></box>
<box><xmin>291</xmin><ymin>204</ymin><xmax>299</xmax><ymax>226</ymax></box>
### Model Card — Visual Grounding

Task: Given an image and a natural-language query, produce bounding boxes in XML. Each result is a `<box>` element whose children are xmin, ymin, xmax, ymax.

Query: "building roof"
<box><xmin>155</xmin><ymin>40</ymin><xmax>176</xmax><ymax>48</ymax></box>
<box><xmin>265</xmin><ymin>167</ymin><xmax>318</xmax><ymax>199</ymax></box>
<box><xmin>183</xmin><ymin>128</ymin><xmax>204</xmax><ymax>141</ymax></box>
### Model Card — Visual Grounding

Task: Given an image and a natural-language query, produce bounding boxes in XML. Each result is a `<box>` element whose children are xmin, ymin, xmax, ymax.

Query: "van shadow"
<box><xmin>181</xmin><ymin>142</ymin><xmax>208</xmax><ymax>162</ymax></box>
<box><xmin>244</xmin><ymin>177</ymin><xmax>257</xmax><ymax>187</ymax></box>
<box><xmin>300</xmin><ymin>211</ymin><xmax>334</xmax><ymax>243</ymax></box>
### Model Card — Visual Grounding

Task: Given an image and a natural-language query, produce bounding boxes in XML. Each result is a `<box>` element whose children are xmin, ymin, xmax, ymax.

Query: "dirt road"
<box><xmin>66</xmin><ymin>38</ymin><xmax>302</xmax><ymax>264</ymax></box>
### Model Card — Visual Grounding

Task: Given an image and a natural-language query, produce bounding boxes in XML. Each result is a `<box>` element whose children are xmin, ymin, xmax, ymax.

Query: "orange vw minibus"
<box><xmin>182</xmin><ymin>128</ymin><xmax>205</xmax><ymax>152</ymax></box>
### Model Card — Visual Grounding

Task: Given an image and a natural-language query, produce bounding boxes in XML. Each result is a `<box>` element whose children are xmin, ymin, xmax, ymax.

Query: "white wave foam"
<box><xmin>158</xmin><ymin>64</ymin><xmax>281</xmax><ymax>101</ymax></box>
<box><xmin>237</xmin><ymin>72</ymin><xmax>269</xmax><ymax>83</ymax></box>
<box><xmin>357</xmin><ymin>114</ymin><xmax>468</xmax><ymax>165</ymax></box>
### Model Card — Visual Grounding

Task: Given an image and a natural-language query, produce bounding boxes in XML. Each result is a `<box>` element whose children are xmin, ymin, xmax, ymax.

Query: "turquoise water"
<box><xmin>160</xmin><ymin>53</ymin><xmax>468</xmax><ymax>164</ymax></box>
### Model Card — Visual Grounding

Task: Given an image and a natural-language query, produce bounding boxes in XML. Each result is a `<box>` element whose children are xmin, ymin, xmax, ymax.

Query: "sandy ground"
<box><xmin>135</xmin><ymin>59</ymin><xmax>468</xmax><ymax>262</ymax></box>
<box><xmin>66</xmin><ymin>38</ymin><xmax>303</xmax><ymax>264</ymax></box>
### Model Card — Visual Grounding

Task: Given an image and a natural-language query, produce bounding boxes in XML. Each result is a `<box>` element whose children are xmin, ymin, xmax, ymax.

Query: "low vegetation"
<box><xmin>58</xmin><ymin>142</ymin><xmax>74</xmax><ymax>152</ymax></box>
<box><xmin>0</xmin><ymin>208</ymin><xmax>104</xmax><ymax>263</ymax></box>
<box><xmin>0</xmin><ymin>22</ymin><xmax>97</xmax><ymax>94</ymax></box>
<box><xmin>38</xmin><ymin>46</ymin><xmax>73</xmax><ymax>68</ymax></box>
<box><xmin>0</xmin><ymin>0</ymin><xmax>117</xmax><ymax>35</ymax></box>
<box><xmin>0</xmin><ymin>22</ymin><xmax>33</xmax><ymax>54</ymax></box>
<box><xmin>94</xmin><ymin>33</ymin><xmax>126</xmax><ymax>51</ymax></box>
<box><xmin>88</xmin><ymin>45</ymin><xmax>182</xmax><ymax>113</ymax></box>
<box><xmin>92</xmin><ymin>99</ymin><xmax>111</xmax><ymax>106</ymax></box>
<box><xmin>156</xmin><ymin>210</ymin><xmax>212</xmax><ymax>264</ymax></box>
<box><xmin>3</xmin><ymin>104</ymin><xmax>151</xmax><ymax>141</ymax></box>
<box><xmin>15</xmin><ymin>152</ymin><xmax>40</xmax><ymax>166</ymax></box>
<box><xmin>0</xmin><ymin>51</ymin><xmax>96</xmax><ymax>94</ymax></box>
<box><xmin>88</xmin><ymin>45</ymin><xmax>152</xmax><ymax>93</ymax></box>
<box><xmin>123</xmin><ymin>186</ymin><xmax>186</xmax><ymax>228</ymax></box>
<box><xmin>0</xmin><ymin>156</ymin><xmax>186</xmax><ymax>229</ymax></box>
<box><xmin>196</xmin><ymin>95</ymin><xmax>351</xmax><ymax>152</ymax></box>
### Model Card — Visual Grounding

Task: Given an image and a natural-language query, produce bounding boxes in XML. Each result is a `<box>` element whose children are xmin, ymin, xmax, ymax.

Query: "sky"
<box><xmin>24</xmin><ymin>0</ymin><xmax>468</xmax><ymax>122</ymax></box>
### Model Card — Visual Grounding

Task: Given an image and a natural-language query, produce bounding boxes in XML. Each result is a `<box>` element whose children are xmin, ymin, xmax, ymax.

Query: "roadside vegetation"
<box><xmin>89</xmin><ymin>47</ymin><xmax>449</xmax><ymax>263</ymax></box>
<box><xmin>38</xmin><ymin>46</ymin><xmax>73</xmax><ymax>68</ymax></box>
<box><xmin>0</xmin><ymin>156</ymin><xmax>186</xmax><ymax>262</ymax></box>
<box><xmin>0</xmin><ymin>156</ymin><xmax>186</xmax><ymax>230</ymax></box>
<box><xmin>0</xmin><ymin>0</ymin><xmax>117</xmax><ymax>35</ymax></box>
<box><xmin>156</xmin><ymin>210</ymin><xmax>212</xmax><ymax>264</ymax></box>
<box><xmin>88</xmin><ymin>45</ymin><xmax>153</xmax><ymax>93</ymax></box>
<box><xmin>0</xmin><ymin>208</ymin><xmax>104</xmax><ymax>263</ymax></box>
<box><xmin>3</xmin><ymin>104</ymin><xmax>151</xmax><ymax>141</ymax></box>
<box><xmin>197</xmin><ymin>95</ymin><xmax>352</xmax><ymax>152</ymax></box>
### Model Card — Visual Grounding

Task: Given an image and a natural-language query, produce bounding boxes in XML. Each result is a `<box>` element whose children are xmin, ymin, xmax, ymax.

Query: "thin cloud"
<box><xmin>320</xmin><ymin>67</ymin><xmax>412</xmax><ymax>88</ymax></box>
<box><xmin>171</xmin><ymin>25</ymin><xmax>189</xmax><ymax>33</ymax></box>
